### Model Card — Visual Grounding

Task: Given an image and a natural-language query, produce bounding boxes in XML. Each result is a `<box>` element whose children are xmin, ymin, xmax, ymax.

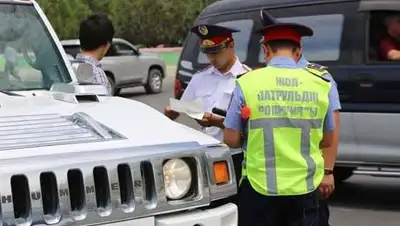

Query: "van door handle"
<box><xmin>359</xmin><ymin>82</ymin><xmax>374</xmax><ymax>88</ymax></box>
<box><xmin>356</xmin><ymin>74</ymin><xmax>375</xmax><ymax>88</ymax></box>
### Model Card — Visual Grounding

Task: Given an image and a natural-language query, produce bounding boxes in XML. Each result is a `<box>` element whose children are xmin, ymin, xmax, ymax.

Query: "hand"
<box><xmin>318</xmin><ymin>174</ymin><xmax>335</xmax><ymax>199</ymax></box>
<box><xmin>164</xmin><ymin>106</ymin><xmax>174</xmax><ymax>116</ymax></box>
<box><xmin>164</xmin><ymin>106</ymin><xmax>172</xmax><ymax>113</ymax></box>
<box><xmin>164</xmin><ymin>106</ymin><xmax>179</xmax><ymax>120</ymax></box>
<box><xmin>195</xmin><ymin>112</ymin><xmax>214</xmax><ymax>127</ymax></box>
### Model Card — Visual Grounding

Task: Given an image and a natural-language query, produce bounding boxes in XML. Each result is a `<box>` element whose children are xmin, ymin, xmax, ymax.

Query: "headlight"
<box><xmin>163</xmin><ymin>158</ymin><xmax>192</xmax><ymax>199</ymax></box>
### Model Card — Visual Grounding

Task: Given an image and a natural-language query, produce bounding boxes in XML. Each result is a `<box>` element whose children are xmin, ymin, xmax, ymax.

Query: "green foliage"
<box><xmin>35</xmin><ymin>0</ymin><xmax>220</xmax><ymax>46</ymax></box>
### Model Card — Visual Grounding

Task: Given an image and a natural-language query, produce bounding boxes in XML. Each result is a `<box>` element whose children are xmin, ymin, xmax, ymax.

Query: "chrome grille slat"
<box><xmin>131</xmin><ymin>162</ymin><xmax>146</xmax><ymax>214</ymax></box>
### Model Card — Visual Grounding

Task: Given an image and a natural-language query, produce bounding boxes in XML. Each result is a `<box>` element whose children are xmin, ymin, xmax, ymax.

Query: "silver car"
<box><xmin>61</xmin><ymin>38</ymin><xmax>166</xmax><ymax>96</ymax></box>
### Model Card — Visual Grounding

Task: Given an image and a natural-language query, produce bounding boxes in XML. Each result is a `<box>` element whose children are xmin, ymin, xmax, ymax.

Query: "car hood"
<box><xmin>0</xmin><ymin>91</ymin><xmax>221</xmax><ymax>159</ymax></box>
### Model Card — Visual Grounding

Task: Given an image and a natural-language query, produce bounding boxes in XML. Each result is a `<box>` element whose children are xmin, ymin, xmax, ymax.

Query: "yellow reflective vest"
<box><xmin>238</xmin><ymin>66</ymin><xmax>331</xmax><ymax>196</ymax></box>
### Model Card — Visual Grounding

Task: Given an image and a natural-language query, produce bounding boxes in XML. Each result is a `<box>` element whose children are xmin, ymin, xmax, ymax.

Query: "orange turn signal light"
<box><xmin>213</xmin><ymin>161</ymin><xmax>230</xmax><ymax>185</ymax></box>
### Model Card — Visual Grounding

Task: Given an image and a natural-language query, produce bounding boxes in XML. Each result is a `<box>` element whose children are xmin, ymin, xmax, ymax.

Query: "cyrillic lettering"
<box><xmin>276</xmin><ymin>77</ymin><xmax>285</xmax><ymax>86</ymax></box>
<box><xmin>302</xmin><ymin>92</ymin><xmax>309</xmax><ymax>103</ymax></box>
<box><xmin>257</xmin><ymin>105</ymin><xmax>321</xmax><ymax>118</ymax></box>
<box><xmin>313</xmin><ymin>92</ymin><xmax>319</xmax><ymax>103</ymax></box>
<box><xmin>297</xmin><ymin>107</ymin><xmax>304</xmax><ymax>117</ymax></box>
<box><xmin>310</xmin><ymin>108</ymin><xmax>318</xmax><ymax>118</ymax></box>
<box><xmin>287</xmin><ymin>91</ymin><xmax>294</xmax><ymax>101</ymax></box>
<box><xmin>295</xmin><ymin>92</ymin><xmax>302</xmax><ymax>101</ymax></box>
<box><xmin>276</xmin><ymin>77</ymin><xmax>299</xmax><ymax>87</ymax></box>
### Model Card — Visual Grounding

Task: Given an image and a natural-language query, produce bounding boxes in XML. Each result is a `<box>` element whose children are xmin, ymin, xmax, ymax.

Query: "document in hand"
<box><xmin>169</xmin><ymin>98</ymin><xmax>205</xmax><ymax>120</ymax></box>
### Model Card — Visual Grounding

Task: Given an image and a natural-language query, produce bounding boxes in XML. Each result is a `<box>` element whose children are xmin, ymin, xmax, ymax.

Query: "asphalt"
<box><xmin>120</xmin><ymin>66</ymin><xmax>400</xmax><ymax>226</ymax></box>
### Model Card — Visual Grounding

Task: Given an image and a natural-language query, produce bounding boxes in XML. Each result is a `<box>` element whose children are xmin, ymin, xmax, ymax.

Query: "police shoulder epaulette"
<box><xmin>305</xmin><ymin>69</ymin><xmax>330</xmax><ymax>82</ymax></box>
<box><xmin>306</xmin><ymin>62</ymin><xmax>327</xmax><ymax>72</ymax></box>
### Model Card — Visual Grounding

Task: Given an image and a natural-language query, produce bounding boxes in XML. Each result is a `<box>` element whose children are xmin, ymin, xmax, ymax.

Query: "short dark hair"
<box><xmin>264</xmin><ymin>40</ymin><xmax>300</xmax><ymax>53</ymax></box>
<box><xmin>384</xmin><ymin>13</ymin><xmax>400</xmax><ymax>26</ymax></box>
<box><xmin>79</xmin><ymin>13</ymin><xmax>115</xmax><ymax>51</ymax></box>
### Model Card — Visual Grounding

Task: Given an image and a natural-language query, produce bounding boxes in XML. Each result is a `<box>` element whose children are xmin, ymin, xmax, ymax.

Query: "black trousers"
<box><xmin>232</xmin><ymin>152</ymin><xmax>244</xmax><ymax>187</ymax></box>
<box><xmin>318</xmin><ymin>199</ymin><xmax>330</xmax><ymax>226</ymax></box>
<box><xmin>238</xmin><ymin>179</ymin><xmax>320</xmax><ymax>226</ymax></box>
<box><xmin>232</xmin><ymin>150</ymin><xmax>330</xmax><ymax>226</ymax></box>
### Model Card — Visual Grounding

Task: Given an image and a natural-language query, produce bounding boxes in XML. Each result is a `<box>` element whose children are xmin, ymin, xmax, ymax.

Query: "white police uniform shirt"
<box><xmin>180</xmin><ymin>57</ymin><xmax>251</xmax><ymax>142</ymax></box>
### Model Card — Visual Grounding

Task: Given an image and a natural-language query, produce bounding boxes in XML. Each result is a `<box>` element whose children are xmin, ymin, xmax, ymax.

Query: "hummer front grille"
<box><xmin>0</xmin><ymin>144</ymin><xmax>212</xmax><ymax>226</ymax></box>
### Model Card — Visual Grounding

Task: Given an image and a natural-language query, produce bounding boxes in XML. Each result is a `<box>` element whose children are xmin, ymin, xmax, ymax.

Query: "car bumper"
<box><xmin>155</xmin><ymin>203</ymin><xmax>237</xmax><ymax>226</ymax></box>
<box><xmin>101</xmin><ymin>203</ymin><xmax>237</xmax><ymax>226</ymax></box>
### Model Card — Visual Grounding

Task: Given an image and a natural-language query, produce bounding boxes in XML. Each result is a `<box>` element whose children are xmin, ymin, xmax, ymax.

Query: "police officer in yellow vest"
<box><xmin>259</xmin><ymin>9</ymin><xmax>341</xmax><ymax>226</ymax></box>
<box><xmin>223</xmin><ymin>16</ymin><xmax>337</xmax><ymax>226</ymax></box>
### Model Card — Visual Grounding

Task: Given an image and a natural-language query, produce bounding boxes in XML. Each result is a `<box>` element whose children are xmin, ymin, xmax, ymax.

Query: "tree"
<box><xmin>36</xmin><ymin>0</ymin><xmax>217</xmax><ymax>46</ymax></box>
<box><xmin>37</xmin><ymin>0</ymin><xmax>91</xmax><ymax>39</ymax></box>
<box><xmin>85</xmin><ymin>0</ymin><xmax>109</xmax><ymax>13</ymax></box>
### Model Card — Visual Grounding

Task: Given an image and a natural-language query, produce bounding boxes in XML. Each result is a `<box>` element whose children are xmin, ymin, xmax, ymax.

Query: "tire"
<box><xmin>144</xmin><ymin>68</ymin><xmax>163</xmax><ymax>94</ymax></box>
<box><xmin>334</xmin><ymin>166</ymin><xmax>355</xmax><ymax>184</ymax></box>
<box><xmin>106</xmin><ymin>74</ymin><xmax>120</xmax><ymax>96</ymax></box>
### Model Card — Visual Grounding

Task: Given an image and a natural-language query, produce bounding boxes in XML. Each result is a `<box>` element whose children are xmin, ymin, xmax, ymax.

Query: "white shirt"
<box><xmin>4</xmin><ymin>46</ymin><xmax>17</xmax><ymax>63</ymax></box>
<box><xmin>180</xmin><ymin>57</ymin><xmax>251</xmax><ymax>142</ymax></box>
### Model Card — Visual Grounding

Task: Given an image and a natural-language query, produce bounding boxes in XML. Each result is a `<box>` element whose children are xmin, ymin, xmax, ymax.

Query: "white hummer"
<box><xmin>0</xmin><ymin>1</ymin><xmax>238</xmax><ymax>226</ymax></box>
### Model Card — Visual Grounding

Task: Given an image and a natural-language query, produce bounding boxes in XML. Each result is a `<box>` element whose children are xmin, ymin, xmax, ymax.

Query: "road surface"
<box><xmin>121</xmin><ymin>66</ymin><xmax>400</xmax><ymax>226</ymax></box>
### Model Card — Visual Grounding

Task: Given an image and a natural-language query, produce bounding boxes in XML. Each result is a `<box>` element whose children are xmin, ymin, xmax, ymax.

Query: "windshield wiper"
<box><xmin>0</xmin><ymin>90</ymin><xmax>23</xmax><ymax>96</ymax></box>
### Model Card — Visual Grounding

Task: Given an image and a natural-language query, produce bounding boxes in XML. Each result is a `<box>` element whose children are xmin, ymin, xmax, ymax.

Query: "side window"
<box><xmin>258</xmin><ymin>14</ymin><xmax>344</xmax><ymax>63</ymax></box>
<box><xmin>105</xmin><ymin>44</ymin><xmax>118</xmax><ymax>57</ymax></box>
<box><xmin>115</xmin><ymin>43</ymin><xmax>137</xmax><ymax>56</ymax></box>
<box><xmin>368</xmin><ymin>11</ymin><xmax>400</xmax><ymax>62</ymax></box>
<box><xmin>197</xmin><ymin>19</ymin><xmax>254</xmax><ymax>63</ymax></box>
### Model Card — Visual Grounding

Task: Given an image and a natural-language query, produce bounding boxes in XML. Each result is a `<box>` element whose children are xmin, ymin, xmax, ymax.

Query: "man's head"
<box><xmin>258</xmin><ymin>9</ymin><xmax>313</xmax><ymax>63</ymax></box>
<box><xmin>79</xmin><ymin>13</ymin><xmax>114</xmax><ymax>60</ymax></box>
<box><xmin>385</xmin><ymin>14</ymin><xmax>400</xmax><ymax>40</ymax></box>
<box><xmin>191</xmin><ymin>24</ymin><xmax>239</xmax><ymax>70</ymax></box>
<box><xmin>262</xmin><ymin>39</ymin><xmax>301</xmax><ymax>62</ymax></box>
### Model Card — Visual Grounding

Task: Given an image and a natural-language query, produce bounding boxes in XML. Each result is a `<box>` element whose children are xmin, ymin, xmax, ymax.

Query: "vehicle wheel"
<box><xmin>144</xmin><ymin>68</ymin><xmax>163</xmax><ymax>94</ymax></box>
<box><xmin>106</xmin><ymin>74</ymin><xmax>120</xmax><ymax>96</ymax></box>
<box><xmin>334</xmin><ymin>167</ymin><xmax>356</xmax><ymax>184</ymax></box>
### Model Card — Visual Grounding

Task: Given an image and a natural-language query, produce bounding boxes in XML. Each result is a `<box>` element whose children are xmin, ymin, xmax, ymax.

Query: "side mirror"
<box><xmin>51</xmin><ymin>61</ymin><xmax>108</xmax><ymax>95</ymax></box>
<box><xmin>71</xmin><ymin>61</ymin><xmax>95</xmax><ymax>83</ymax></box>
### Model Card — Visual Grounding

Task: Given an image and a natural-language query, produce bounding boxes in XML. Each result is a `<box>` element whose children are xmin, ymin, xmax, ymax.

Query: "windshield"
<box><xmin>0</xmin><ymin>3</ymin><xmax>71</xmax><ymax>91</ymax></box>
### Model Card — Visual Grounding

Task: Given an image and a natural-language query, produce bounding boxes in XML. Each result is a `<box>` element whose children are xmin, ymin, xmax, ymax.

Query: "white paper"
<box><xmin>169</xmin><ymin>98</ymin><xmax>205</xmax><ymax>120</ymax></box>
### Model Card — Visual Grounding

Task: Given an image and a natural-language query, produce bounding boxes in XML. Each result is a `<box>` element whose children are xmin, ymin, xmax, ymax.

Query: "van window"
<box><xmin>259</xmin><ymin>14</ymin><xmax>344</xmax><ymax>62</ymax></box>
<box><xmin>368</xmin><ymin>11</ymin><xmax>400</xmax><ymax>62</ymax></box>
<box><xmin>197</xmin><ymin>19</ymin><xmax>254</xmax><ymax>64</ymax></box>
